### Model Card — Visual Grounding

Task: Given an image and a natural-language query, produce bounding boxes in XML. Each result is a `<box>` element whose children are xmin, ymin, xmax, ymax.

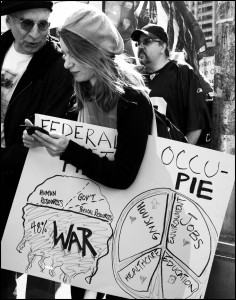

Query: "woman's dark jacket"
<box><xmin>1</xmin><ymin>30</ymin><xmax>74</xmax><ymax>238</ymax></box>
<box><xmin>61</xmin><ymin>88</ymin><xmax>153</xmax><ymax>190</ymax></box>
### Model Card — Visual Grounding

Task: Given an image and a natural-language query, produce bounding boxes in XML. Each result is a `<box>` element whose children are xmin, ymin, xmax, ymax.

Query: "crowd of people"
<box><xmin>1</xmin><ymin>1</ymin><xmax>211</xmax><ymax>299</ymax></box>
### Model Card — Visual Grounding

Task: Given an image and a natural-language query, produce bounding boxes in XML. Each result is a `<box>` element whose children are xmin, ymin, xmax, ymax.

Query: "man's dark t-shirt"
<box><xmin>144</xmin><ymin>60</ymin><xmax>211</xmax><ymax>136</ymax></box>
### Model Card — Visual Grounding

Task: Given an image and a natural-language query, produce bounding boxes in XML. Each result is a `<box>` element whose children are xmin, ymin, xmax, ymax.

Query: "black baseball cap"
<box><xmin>131</xmin><ymin>24</ymin><xmax>168</xmax><ymax>44</ymax></box>
<box><xmin>1</xmin><ymin>1</ymin><xmax>53</xmax><ymax>16</ymax></box>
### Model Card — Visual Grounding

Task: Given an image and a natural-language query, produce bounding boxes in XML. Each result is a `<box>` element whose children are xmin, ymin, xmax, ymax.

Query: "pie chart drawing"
<box><xmin>16</xmin><ymin>175</ymin><xmax>114</xmax><ymax>284</ymax></box>
<box><xmin>112</xmin><ymin>188</ymin><xmax>217</xmax><ymax>299</ymax></box>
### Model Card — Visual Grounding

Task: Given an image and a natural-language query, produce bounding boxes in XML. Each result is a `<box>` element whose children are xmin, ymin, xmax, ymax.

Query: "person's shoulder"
<box><xmin>170</xmin><ymin>59</ymin><xmax>193</xmax><ymax>71</ymax></box>
<box><xmin>39</xmin><ymin>35</ymin><xmax>67</xmax><ymax>69</ymax></box>
<box><xmin>170</xmin><ymin>60</ymin><xmax>196</xmax><ymax>81</ymax></box>
<box><xmin>37</xmin><ymin>35</ymin><xmax>63</xmax><ymax>63</ymax></box>
<box><xmin>44</xmin><ymin>35</ymin><xmax>62</xmax><ymax>55</ymax></box>
<box><xmin>118</xmin><ymin>87</ymin><xmax>152</xmax><ymax>116</ymax></box>
<box><xmin>122</xmin><ymin>87</ymin><xmax>151</xmax><ymax>107</ymax></box>
<box><xmin>36</xmin><ymin>36</ymin><xmax>72</xmax><ymax>79</ymax></box>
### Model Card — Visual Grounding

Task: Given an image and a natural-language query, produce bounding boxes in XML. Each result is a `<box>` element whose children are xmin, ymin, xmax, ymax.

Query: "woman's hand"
<box><xmin>22</xmin><ymin>119</ymin><xmax>44</xmax><ymax>148</ymax></box>
<box><xmin>22</xmin><ymin>119</ymin><xmax>69</xmax><ymax>156</ymax></box>
<box><xmin>31</xmin><ymin>130</ymin><xmax>69</xmax><ymax>157</ymax></box>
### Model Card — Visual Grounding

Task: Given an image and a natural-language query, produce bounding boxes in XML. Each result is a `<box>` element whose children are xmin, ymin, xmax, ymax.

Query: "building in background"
<box><xmin>185</xmin><ymin>1</ymin><xmax>216</xmax><ymax>48</ymax></box>
<box><xmin>185</xmin><ymin>2</ymin><xmax>216</xmax><ymax>95</ymax></box>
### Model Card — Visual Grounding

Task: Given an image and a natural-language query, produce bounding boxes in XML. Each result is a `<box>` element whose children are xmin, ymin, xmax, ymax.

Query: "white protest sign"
<box><xmin>199</xmin><ymin>56</ymin><xmax>215</xmax><ymax>88</ymax></box>
<box><xmin>2</xmin><ymin>114</ymin><xmax>235</xmax><ymax>299</ymax></box>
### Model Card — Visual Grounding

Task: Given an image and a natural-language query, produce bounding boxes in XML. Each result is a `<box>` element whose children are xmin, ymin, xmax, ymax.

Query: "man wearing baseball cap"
<box><xmin>131</xmin><ymin>24</ymin><xmax>211</xmax><ymax>145</ymax></box>
<box><xmin>1</xmin><ymin>1</ymin><xmax>73</xmax><ymax>298</ymax></box>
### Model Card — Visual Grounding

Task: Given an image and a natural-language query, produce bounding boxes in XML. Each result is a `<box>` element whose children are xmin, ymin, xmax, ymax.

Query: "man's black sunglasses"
<box><xmin>135</xmin><ymin>38</ymin><xmax>162</xmax><ymax>47</ymax></box>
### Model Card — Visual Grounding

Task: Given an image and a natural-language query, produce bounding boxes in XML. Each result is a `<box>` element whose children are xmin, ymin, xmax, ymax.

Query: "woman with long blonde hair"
<box><xmin>23</xmin><ymin>3</ymin><xmax>153</xmax><ymax>299</ymax></box>
<box><xmin>23</xmin><ymin>3</ymin><xmax>153</xmax><ymax>190</ymax></box>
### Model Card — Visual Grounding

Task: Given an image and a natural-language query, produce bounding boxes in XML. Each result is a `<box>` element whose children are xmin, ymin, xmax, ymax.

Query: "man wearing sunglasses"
<box><xmin>1</xmin><ymin>1</ymin><xmax>73</xmax><ymax>299</ymax></box>
<box><xmin>131</xmin><ymin>24</ymin><xmax>211</xmax><ymax>145</ymax></box>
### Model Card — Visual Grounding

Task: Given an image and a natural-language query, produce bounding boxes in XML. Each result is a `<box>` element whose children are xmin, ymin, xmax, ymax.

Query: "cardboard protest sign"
<box><xmin>199</xmin><ymin>56</ymin><xmax>215</xmax><ymax>88</ymax></box>
<box><xmin>2</xmin><ymin>114</ymin><xmax>235</xmax><ymax>299</ymax></box>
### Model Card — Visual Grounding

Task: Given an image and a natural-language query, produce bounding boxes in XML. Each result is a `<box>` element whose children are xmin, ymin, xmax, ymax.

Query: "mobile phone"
<box><xmin>20</xmin><ymin>125</ymin><xmax>49</xmax><ymax>135</ymax></box>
